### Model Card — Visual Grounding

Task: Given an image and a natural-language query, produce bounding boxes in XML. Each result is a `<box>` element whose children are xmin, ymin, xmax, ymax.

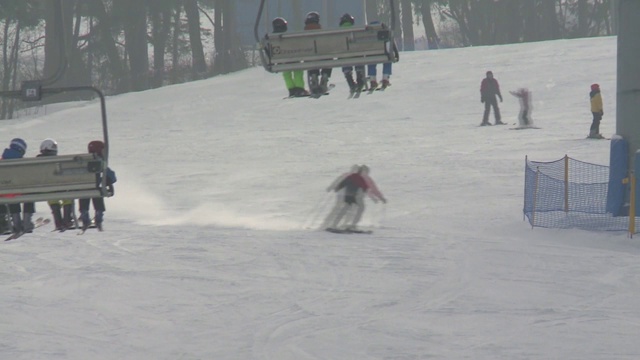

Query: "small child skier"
<box><xmin>79</xmin><ymin>140</ymin><xmax>116</xmax><ymax>231</ymax></box>
<box><xmin>588</xmin><ymin>83</ymin><xmax>604</xmax><ymax>139</ymax></box>
<box><xmin>509</xmin><ymin>88</ymin><xmax>533</xmax><ymax>128</ymax></box>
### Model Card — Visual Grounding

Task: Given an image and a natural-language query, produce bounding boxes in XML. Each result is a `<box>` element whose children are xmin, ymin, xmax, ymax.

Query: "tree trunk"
<box><xmin>522</xmin><ymin>0</ymin><xmax>538</xmax><ymax>42</ymax></box>
<box><xmin>43</xmin><ymin>0</ymin><xmax>67</xmax><ymax>86</ymax></box>
<box><xmin>610</xmin><ymin>0</ymin><xmax>619</xmax><ymax>34</ymax></box>
<box><xmin>1</xmin><ymin>19</ymin><xmax>19</xmax><ymax>119</ymax></box>
<box><xmin>184</xmin><ymin>0</ymin><xmax>207</xmax><ymax>78</ymax></box>
<box><xmin>577</xmin><ymin>0</ymin><xmax>590</xmax><ymax>37</ymax></box>
<box><xmin>67</xmin><ymin>1</ymin><xmax>90</xmax><ymax>88</ymax></box>
<box><xmin>6</xmin><ymin>21</ymin><xmax>21</xmax><ymax>118</ymax></box>
<box><xmin>420</xmin><ymin>0</ymin><xmax>439</xmax><ymax>48</ymax></box>
<box><xmin>391</xmin><ymin>0</ymin><xmax>402</xmax><ymax>49</ymax></box>
<box><xmin>88</xmin><ymin>0</ymin><xmax>126</xmax><ymax>93</ymax></box>
<box><xmin>171</xmin><ymin>3</ymin><xmax>181</xmax><ymax>84</ymax></box>
<box><xmin>540</xmin><ymin>0</ymin><xmax>560</xmax><ymax>40</ymax></box>
<box><xmin>118</xmin><ymin>0</ymin><xmax>149</xmax><ymax>91</ymax></box>
<box><xmin>213</xmin><ymin>0</ymin><xmax>233</xmax><ymax>75</ymax></box>
<box><xmin>149</xmin><ymin>1</ymin><xmax>172</xmax><ymax>88</ymax></box>
<box><xmin>400</xmin><ymin>0</ymin><xmax>414</xmax><ymax>50</ymax></box>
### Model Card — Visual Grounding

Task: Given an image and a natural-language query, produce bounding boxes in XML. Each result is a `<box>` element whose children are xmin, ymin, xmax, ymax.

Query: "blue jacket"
<box><xmin>2</xmin><ymin>148</ymin><xmax>24</xmax><ymax>159</ymax></box>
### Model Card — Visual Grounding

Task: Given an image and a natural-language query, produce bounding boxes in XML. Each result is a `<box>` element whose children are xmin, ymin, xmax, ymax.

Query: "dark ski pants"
<box><xmin>307</xmin><ymin>68</ymin><xmax>332</xmax><ymax>94</ymax></box>
<box><xmin>80</xmin><ymin>197</ymin><xmax>106</xmax><ymax>224</ymax></box>
<box><xmin>80</xmin><ymin>197</ymin><xmax>106</xmax><ymax>213</ymax></box>
<box><xmin>590</xmin><ymin>111</ymin><xmax>602</xmax><ymax>134</ymax></box>
<box><xmin>0</xmin><ymin>202</ymin><xmax>32</xmax><ymax>214</ymax></box>
<box><xmin>519</xmin><ymin>107</ymin><xmax>530</xmax><ymax>126</ymax></box>
<box><xmin>483</xmin><ymin>98</ymin><xmax>501</xmax><ymax>123</ymax></box>
<box><xmin>342</xmin><ymin>65</ymin><xmax>365</xmax><ymax>89</ymax></box>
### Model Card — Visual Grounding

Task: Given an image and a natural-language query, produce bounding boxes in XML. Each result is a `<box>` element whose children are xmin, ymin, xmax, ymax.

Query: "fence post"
<box><xmin>564</xmin><ymin>155</ymin><xmax>569</xmax><ymax>212</ymax></box>
<box><xmin>532</xmin><ymin>166</ymin><xmax>540</xmax><ymax>228</ymax></box>
<box><xmin>629</xmin><ymin>172</ymin><xmax>636</xmax><ymax>237</ymax></box>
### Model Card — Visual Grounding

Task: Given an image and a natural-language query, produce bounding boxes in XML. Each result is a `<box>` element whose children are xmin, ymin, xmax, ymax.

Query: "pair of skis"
<box><xmin>4</xmin><ymin>217</ymin><xmax>51</xmax><ymax>242</ymax></box>
<box><xmin>325</xmin><ymin>228</ymin><xmax>372</xmax><ymax>235</ymax></box>
<box><xmin>282</xmin><ymin>84</ymin><xmax>335</xmax><ymax>99</ymax></box>
<box><xmin>348</xmin><ymin>83</ymin><xmax>390</xmax><ymax>99</ymax></box>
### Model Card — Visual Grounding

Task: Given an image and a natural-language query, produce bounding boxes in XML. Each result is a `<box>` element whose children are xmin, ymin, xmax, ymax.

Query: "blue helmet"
<box><xmin>10</xmin><ymin>138</ymin><xmax>27</xmax><ymax>154</ymax></box>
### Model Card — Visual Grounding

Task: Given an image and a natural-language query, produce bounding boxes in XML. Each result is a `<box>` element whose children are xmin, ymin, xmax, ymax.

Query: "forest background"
<box><xmin>0</xmin><ymin>0</ymin><xmax>618</xmax><ymax>120</ymax></box>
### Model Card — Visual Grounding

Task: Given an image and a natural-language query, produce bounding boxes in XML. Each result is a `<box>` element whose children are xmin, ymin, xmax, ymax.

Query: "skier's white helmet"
<box><xmin>360</xmin><ymin>164</ymin><xmax>370</xmax><ymax>174</ymax></box>
<box><xmin>40</xmin><ymin>138</ymin><xmax>58</xmax><ymax>155</ymax></box>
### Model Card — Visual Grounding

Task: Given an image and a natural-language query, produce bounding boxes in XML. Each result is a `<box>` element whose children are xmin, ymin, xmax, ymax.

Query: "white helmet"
<box><xmin>40</xmin><ymin>138</ymin><xmax>58</xmax><ymax>155</ymax></box>
<box><xmin>359</xmin><ymin>164</ymin><xmax>370</xmax><ymax>174</ymax></box>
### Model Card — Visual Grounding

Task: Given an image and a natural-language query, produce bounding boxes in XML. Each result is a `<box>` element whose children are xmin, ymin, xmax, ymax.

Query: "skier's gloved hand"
<box><xmin>107</xmin><ymin>185</ymin><xmax>115</xmax><ymax>196</ymax></box>
<box><xmin>381</xmin><ymin>197</ymin><xmax>387</xmax><ymax>204</ymax></box>
<box><xmin>480</xmin><ymin>98</ymin><xmax>484</xmax><ymax>103</ymax></box>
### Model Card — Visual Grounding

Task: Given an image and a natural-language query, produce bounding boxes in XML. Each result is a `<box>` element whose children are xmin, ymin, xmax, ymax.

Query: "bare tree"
<box><xmin>184</xmin><ymin>0</ymin><xmax>207</xmax><ymax>78</ymax></box>
<box><xmin>400</xmin><ymin>0</ymin><xmax>414</xmax><ymax>50</ymax></box>
<box><xmin>418</xmin><ymin>0</ymin><xmax>440</xmax><ymax>47</ymax></box>
<box><xmin>116</xmin><ymin>0</ymin><xmax>149</xmax><ymax>91</ymax></box>
<box><xmin>149</xmin><ymin>1</ymin><xmax>173</xmax><ymax>88</ymax></box>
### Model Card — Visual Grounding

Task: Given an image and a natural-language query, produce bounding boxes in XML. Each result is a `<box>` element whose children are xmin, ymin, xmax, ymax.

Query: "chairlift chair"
<box><xmin>0</xmin><ymin>84</ymin><xmax>111</xmax><ymax>205</ymax></box>
<box><xmin>254</xmin><ymin>0</ymin><xmax>400</xmax><ymax>73</ymax></box>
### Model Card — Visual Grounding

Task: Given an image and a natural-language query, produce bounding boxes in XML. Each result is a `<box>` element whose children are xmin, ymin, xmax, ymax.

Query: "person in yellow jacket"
<box><xmin>588</xmin><ymin>83</ymin><xmax>604</xmax><ymax>139</ymax></box>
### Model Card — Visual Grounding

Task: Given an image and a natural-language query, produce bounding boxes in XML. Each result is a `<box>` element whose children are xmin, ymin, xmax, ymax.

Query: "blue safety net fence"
<box><xmin>523</xmin><ymin>156</ymin><xmax>630</xmax><ymax>231</ymax></box>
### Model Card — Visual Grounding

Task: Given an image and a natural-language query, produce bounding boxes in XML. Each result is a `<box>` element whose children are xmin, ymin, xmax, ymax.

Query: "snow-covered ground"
<box><xmin>2</xmin><ymin>35</ymin><xmax>639</xmax><ymax>360</ymax></box>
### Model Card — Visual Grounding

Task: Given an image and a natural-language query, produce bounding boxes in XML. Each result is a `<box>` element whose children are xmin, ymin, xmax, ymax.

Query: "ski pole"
<box><xmin>302</xmin><ymin>192</ymin><xmax>331</xmax><ymax>229</ymax></box>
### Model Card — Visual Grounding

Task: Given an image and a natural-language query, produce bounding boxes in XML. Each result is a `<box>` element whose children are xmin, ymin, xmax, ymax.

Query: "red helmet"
<box><xmin>591</xmin><ymin>83</ymin><xmax>600</xmax><ymax>91</ymax></box>
<box><xmin>88</xmin><ymin>140</ymin><xmax>105</xmax><ymax>156</ymax></box>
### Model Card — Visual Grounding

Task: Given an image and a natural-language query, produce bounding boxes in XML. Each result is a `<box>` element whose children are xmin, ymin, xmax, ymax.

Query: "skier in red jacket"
<box><xmin>326</xmin><ymin>165</ymin><xmax>386</xmax><ymax>232</ymax></box>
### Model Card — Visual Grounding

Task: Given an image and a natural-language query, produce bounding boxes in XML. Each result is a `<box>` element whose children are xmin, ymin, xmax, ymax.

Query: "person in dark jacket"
<box><xmin>480</xmin><ymin>71</ymin><xmax>504</xmax><ymax>126</ymax></box>
<box><xmin>304</xmin><ymin>11</ymin><xmax>332</xmax><ymax>95</ymax></box>
<box><xmin>0</xmin><ymin>138</ymin><xmax>34</xmax><ymax>233</ymax></box>
<box><xmin>79</xmin><ymin>140</ymin><xmax>116</xmax><ymax>231</ymax></box>
<box><xmin>338</xmin><ymin>13</ymin><xmax>366</xmax><ymax>94</ymax></box>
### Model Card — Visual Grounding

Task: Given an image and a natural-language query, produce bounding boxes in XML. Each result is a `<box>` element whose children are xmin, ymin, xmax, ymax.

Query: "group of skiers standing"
<box><xmin>479</xmin><ymin>71</ymin><xmax>603</xmax><ymax>138</ymax></box>
<box><xmin>272</xmin><ymin>12</ymin><xmax>392</xmax><ymax>98</ymax></box>
<box><xmin>0</xmin><ymin>138</ymin><xmax>116</xmax><ymax>235</ymax></box>
<box><xmin>480</xmin><ymin>70</ymin><xmax>532</xmax><ymax>128</ymax></box>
